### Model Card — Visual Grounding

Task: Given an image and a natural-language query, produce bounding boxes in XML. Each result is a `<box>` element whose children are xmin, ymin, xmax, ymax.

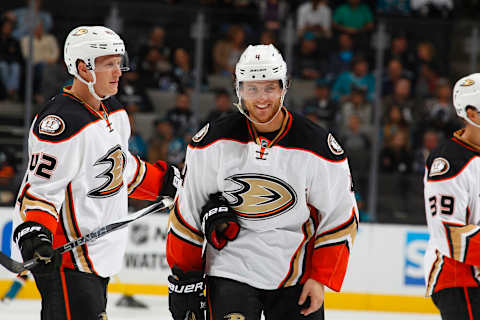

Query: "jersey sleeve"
<box><xmin>125</xmin><ymin>151</ymin><xmax>168</xmax><ymax>201</ymax></box>
<box><xmin>166</xmin><ymin>144</ymin><xmax>217</xmax><ymax>272</ymax></box>
<box><xmin>307</xmin><ymin>155</ymin><xmax>358</xmax><ymax>292</ymax></box>
<box><xmin>18</xmin><ymin>122</ymin><xmax>82</xmax><ymax>234</ymax></box>
<box><xmin>424</xmin><ymin>167</ymin><xmax>480</xmax><ymax>267</ymax></box>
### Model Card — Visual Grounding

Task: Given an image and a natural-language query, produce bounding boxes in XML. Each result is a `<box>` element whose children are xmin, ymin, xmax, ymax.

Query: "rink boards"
<box><xmin>0</xmin><ymin>207</ymin><xmax>438</xmax><ymax>314</ymax></box>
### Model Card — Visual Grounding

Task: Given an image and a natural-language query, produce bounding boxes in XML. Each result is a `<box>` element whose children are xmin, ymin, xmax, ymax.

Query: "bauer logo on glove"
<box><xmin>200</xmin><ymin>192</ymin><xmax>240</xmax><ymax>250</ymax></box>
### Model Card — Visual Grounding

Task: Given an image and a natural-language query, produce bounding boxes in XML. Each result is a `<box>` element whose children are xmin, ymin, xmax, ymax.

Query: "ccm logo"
<box><xmin>168</xmin><ymin>282</ymin><xmax>204</xmax><ymax>294</ymax></box>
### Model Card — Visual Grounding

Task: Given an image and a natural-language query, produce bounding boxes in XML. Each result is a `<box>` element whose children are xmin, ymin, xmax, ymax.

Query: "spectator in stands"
<box><xmin>382</xmin><ymin>58</ymin><xmax>413</xmax><ymax>96</ymax></box>
<box><xmin>296</xmin><ymin>0</ymin><xmax>332</xmax><ymax>39</ymax></box>
<box><xmin>325</xmin><ymin>33</ymin><xmax>355</xmax><ymax>82</ymax></box>
<box><xmin>0</xmin><ymin>18</ymin><xmax>22</xmax><ymax>101</ymax></box>
<box><xmin>259</xmin><ymin>30</ymin><xmax>278</xmax><ymax>47</ymax></box>
<box><xmin>118</xmin><ymin>70</ymin><xmax>154</xmax><ymax>112</ymax></box>
<box><xmin>293</xmin><ymin>32</ymin><xmax>324</xmax><ymax>80</ymax></box>
<box><xmin>338</xmin><ymin>84</ymin><xmax>373</xmax><ymax>134</ymax></box>
<box><xmin>148</xmin><ymin>119</ymin><xmax>174</xmax><ymax>163</ymax></box>
<box><xmin>376</xmin><ymin>0</ymin><xmax>411</xmax><ymax>15</ymax></box>
<box><xmin>202</xmin><ymin>89</ymin><xmax>234</xmax><ymax>125</ymax></box>
<box><xmin>382</xmin><ymin>105</ymin><xmax>410</xmax><ymax>147</ymax></box>
<box><xmin>382</xmin><ymin>78</ymin><xmax>416</xmax><ymax>125</ymax></box>
<box><xmin>165</xmin><ymin>92</ymin><xmax>198</xmax><ymax>140</ymax></box>
<box><xmin>172</xmin><ymin>48</ymin><xmax>196</xmax><ymax>92</ymax></box>
<box><xmin>414</xmin><ymin>40</ymin><xmax>441</xmax><ymax>77</ymax></box>
<box><xmin>379</xmin><ymin>129</ymin><xmax>413</xmax><ymax>173</ymax></box>
<box><xmin>138</xmin><ymin>46</ymin><xmax>173</xmax><ymax>90</ymax></box>
<box><xmin>339</xmin><ymin>114</ymin><xmax>370</xmax><ymax>205</ymax></box>
<box><xmin>331</xmin><ymin>56</ymin><xmax>375</xmax><ymax>102</ymax></box>
<box><xmin>128</xmin><ymin>113</ymin><xmax>148</xmax><ymax>159</ymax></box>
<box><xmin>213</xmin><ymin>25</ymin><xmax>246</xmax><ymax>76</ymax></box>
<box><xmin>4</xmin><ymin>0</ymin><xmax>53</xmax><ymax>40</ymax></box>
<box><xmin>410</xmin><ymin>0</ymin><xmax>453</xmax><ymax>18</ymax></box>
<box><xmin>0</xmin><ymin>147</ymin><xmax>16</xmax><ymax>206</ymax></box>
<box><xmin>258</xmin><ymin>0</ymin><xmax>289</xmax><ymax>33</ymax></box>
<box><xmin>420</xmin><ymin>77</ymin><xmax>461</xmax><ymax>139</ymax></box>
<box><xmin>20</xmin><ymin>21</ymin><xmax>59</xmax><ymax>105</ymax></box>
<box><xmin>136</xmin><ymin>26</ymin><xmax>173</xmax><ymax>90</ymax></box>
<box><xmin>332</xmin><ymin>0</ymin><xmax>374</xmax><ymax>50</ymax></box>
<box><xmin>412</xmin><ymin>129</ymin><xmax>439</xmax><ymax>174</ymax></box>
<box><xmin>414</xmin><ymin>62</ymin><xmax>439</xmax><ymax>100</ymax></box>
<box><xmin>384</xmin><ymin>32</ymin><xmax>416</xmax><ymax>73</ymax></box>
<box><xmin>302</xmin><ymin>78</ymin><xmax>338</xmax><ymax>131</ymax></box>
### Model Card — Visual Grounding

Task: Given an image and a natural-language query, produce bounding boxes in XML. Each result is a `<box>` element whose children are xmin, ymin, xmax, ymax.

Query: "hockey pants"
<box><xmin>33</xmin><ymin>267</ymin><xmax>109</xmax><ymax>320</ymax></box>
<box><xmin>432</xmin><ymin>287</ymin><xmax>480</xmax><ymax>320</ymax></box>
<box><xmin>206</xmin><ymin>276</ymin><xmax>324</xmax><ymax>320</ymax></box>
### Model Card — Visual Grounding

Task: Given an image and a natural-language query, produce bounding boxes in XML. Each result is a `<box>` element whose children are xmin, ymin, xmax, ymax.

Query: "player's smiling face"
<box><xmin>240</xmin><ymin>80</ymin><xmax>283</xmax><ymax>124</ymax></box>
<box><xmin>93</xmin><ymin>55</ymin><xmax>123</xmax><ymax>97</ymax></box>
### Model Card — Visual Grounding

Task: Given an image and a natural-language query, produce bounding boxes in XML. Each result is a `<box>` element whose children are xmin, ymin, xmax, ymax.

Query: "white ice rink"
<box><xmin>0</xmin><ymin>294</ymin><xmax>441</xmax><ymax>320</ymax></box>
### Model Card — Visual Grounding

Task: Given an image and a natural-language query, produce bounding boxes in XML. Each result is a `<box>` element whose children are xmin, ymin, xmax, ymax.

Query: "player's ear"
<box><xmin>76</xmin><ymin>60</ymin><xmax>92</xmax><ymax>82</ymax></box>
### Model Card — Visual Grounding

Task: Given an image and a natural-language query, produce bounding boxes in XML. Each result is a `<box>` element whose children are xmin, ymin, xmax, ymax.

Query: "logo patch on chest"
<box><xmin>224</xmin><ymin>173</ymin><xmax>297</xmax><ymax>220</ymax></box>
<box><xmin>88</xmin><ymin>145</ymin><xmax>126</xmax><ymax>198</ymax></box>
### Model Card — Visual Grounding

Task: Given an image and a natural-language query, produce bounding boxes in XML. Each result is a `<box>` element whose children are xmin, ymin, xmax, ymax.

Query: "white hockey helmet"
<box><xmin>453</xmin><ymin>73</ymin><xmax>480</xmax><ymax>128</ymax></box>
<box><xmin>234</xmin><ymin>44</ymin><xmax>288</xmax><ymax>123</ymax></box>
<box><xmin>64</xmin><ymin>26</ymin><xmax>129</xmax><ymax>100</ymax></box>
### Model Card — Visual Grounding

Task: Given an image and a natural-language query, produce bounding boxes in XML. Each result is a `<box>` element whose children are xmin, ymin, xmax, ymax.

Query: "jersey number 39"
<box><xmin>428</xmin><ymin>195</ymin><xmax>454</xmax><ymax>216</ymax></box>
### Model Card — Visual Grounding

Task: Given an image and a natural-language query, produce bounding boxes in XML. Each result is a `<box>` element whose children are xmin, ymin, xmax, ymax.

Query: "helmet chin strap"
<box><xmin>75</xmin><ymin>69</ymin><xmax>111</xmax><ymax>101</ymax></box>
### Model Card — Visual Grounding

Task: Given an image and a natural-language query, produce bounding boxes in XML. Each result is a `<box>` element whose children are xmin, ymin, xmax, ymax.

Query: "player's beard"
<box><xmin>246</xmin><ymin>97</ymin><xmax>282</xmax><ymax>124</ymax></box>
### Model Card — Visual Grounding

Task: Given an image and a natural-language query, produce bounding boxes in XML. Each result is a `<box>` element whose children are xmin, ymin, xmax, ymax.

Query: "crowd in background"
<box><xmin>0</xmin><ymin>0</ymin><xmax>467</xmax><ymax>222</ymax></box>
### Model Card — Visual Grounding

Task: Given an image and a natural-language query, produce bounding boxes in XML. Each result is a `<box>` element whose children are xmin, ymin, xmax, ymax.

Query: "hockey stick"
<box><xmin>0</xmin><ymin>197</ymin><xmax>174</xmax><ymax>274</ymax></box>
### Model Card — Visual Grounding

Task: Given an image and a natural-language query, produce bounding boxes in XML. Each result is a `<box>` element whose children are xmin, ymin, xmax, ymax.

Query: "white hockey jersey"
<box><xmin>13</xmin><ymin>87</ymin><xmax>167</xmax><ymax>277</ymax></box>
<box><xmin>424</xmin><ymin>129</ymin><xmax>480</xmax><ymax>296</ymax></box>
<box><xmin>166</xmin><ymin>109</ymin><xmax>358</xmax><ymax>291</ymax></box>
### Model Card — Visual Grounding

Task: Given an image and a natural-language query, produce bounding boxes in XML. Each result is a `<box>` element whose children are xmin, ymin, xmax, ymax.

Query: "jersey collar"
<box><xmin>452</xmin><ymin>129</ymin><xmax>480</xmax><ymax>153</ymax></box>
<box><xmin>246</xmin><ymin>107</ymin><xmax>292</xmax><ymax>148</ymax></box>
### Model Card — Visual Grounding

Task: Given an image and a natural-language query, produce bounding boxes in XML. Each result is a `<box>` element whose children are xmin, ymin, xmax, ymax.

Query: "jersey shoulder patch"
<box><xmin>32</xmin><ymin>93</ymin><xmax>99</xmax><ymax>142</ymax></box>
<box><xmin>189</xmin><ymin>112</ymin><xmax>248</xmax><ymax>148</ymax></box>
<box><xmin>279</xmin><ymin>113</ymin><xmax>346</xmax><ymax>161</ymax></box>
<box><xmin>426</xmin><ymin>138</ymin><xmax>478</xmax><ymax>181</ymax></box>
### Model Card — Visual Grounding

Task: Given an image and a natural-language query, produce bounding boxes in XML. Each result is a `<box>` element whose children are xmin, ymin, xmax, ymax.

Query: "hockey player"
<box><xmin>11</xmin><ymin>26</ymin><xmax>180</xmax><ymax>320</ymax></box>
<box><xmin>166</xmin><ymin>44</ymin><xmax>359</xmax><ymax>320</ymax></box>
<box><xmin>424</xmin><ymin>73</ymin><xmax>480</xmax><ymax>319</ymax></box>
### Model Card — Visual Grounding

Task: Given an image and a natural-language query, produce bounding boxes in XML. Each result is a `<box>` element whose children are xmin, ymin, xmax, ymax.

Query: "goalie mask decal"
<box><xmin>429</xmin><ymin>157</ymin><xmax>450</xmax><ymax>177</ymax></box>
<box><xmin>192</xmin><ymin>123</ymin><xmax>209</xmax><ymax>143</ymax></box>
<box><xmin>224</xmin><ymin>173</ymin><xmax>297</xmax><ymax>220</ymax></box>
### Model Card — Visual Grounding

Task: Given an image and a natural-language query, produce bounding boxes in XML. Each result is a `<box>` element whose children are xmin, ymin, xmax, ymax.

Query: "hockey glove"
<box><xmin>168</xmin><ymin>266</ymin><xmax>206</xmax><ymax>320</ymax></box>
<box><xmin>13</xmin><ymin>221</ymin><xmax>61</xmax><ymax>275</ymax></box>
<box><xmin>200</xmin><ymin>192</ymin><xmax>240</xmax><ymax>250</ymax></box>
<box><xmin>155</xmin><ymin>161</ymin><xmax>182</xmax><ymax>198</ymax></box>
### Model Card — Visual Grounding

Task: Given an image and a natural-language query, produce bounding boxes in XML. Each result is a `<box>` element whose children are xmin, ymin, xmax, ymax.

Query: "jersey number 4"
<box><xmin>429</xmin><ymin>195</ymin><xmax>454</xmax><ymax>216</ymax></box>
<box><xmin>29</xmin><ymin>153</ymin><xmax>57</xmax><ymax>179</ymax></box>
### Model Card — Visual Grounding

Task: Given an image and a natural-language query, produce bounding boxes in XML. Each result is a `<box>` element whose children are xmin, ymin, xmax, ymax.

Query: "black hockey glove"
<box><xmin>168</xmin><ymin>266</ymin><xmax>206</xmax><ymax>320</ymax></box>
<box><xmin>155</xmin><ymin>161</ymin><xmax>182</xmax><ymax>198</ymax></box>
<box><xmin>200</xmin><ymin>192</ymin><xmax>240</xmax><ymax>250</ymax></box>
<box><xmin>13</xmin><ymin>221</ymin><xmax>61</xmax><ymax>275</ymax></box>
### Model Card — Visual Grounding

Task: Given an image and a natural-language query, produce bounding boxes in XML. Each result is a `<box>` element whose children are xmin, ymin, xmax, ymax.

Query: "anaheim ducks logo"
<box><xmin>224</xmin><ymin>174</ymin><xmax>297</xmax><ymax>219</ymax></box>
<box><xmin>88</xmin><ymin>145</ymin><xmax>126</xmax><ymax>198</ymax></box>
<box><xmin>461</xmin><ymin>79</ymin><xmax>475</xmax><ymax>86</ymax></box>
<box><xmin>429</xmin><ymin>157</ymin><xmax>450</xmax><ymax>177</ymax></box>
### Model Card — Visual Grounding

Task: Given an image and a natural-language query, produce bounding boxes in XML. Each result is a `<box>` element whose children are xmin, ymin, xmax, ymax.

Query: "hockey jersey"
<box><xmin>166</xmin><ymin>109</ymin><xmax>358</xmax><ymax>291</ymax></box>
<box><xmin>12</xmin><ymin>87</ymin><xmax>167</xmax><ymax>277</ymax></box>
<box><xmin>424</xmin><ymin>129</ymin><xmax>480</xmax><ymax>296</ymax></box>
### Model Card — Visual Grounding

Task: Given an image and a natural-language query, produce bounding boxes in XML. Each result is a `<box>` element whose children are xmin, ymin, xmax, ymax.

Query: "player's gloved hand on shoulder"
<box><xmin>13</xmin><ymin>221</ymin><xmax>61</xmax><ymax>275</ymax></box>
<box><xmin>200</xmin><ymin>192</ymin><xmax>240</xmax><ymax>250</ymax></box>
<box><xmin>154</xmin><ymin>161</ymin><xmax>182</xmax><ymax>198</ymax></box>
<box><xmin>168</xmin><ymin>266</ymin><xmax>206</xmax><ymax>320</ymax></box>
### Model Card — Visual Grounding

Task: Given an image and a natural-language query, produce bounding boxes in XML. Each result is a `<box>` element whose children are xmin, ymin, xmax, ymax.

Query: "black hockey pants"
<box><xmin>206</xmin><ymin>276</ymin><xmax>324</xmax><ymax>320</ymax></box>
<box><xmin>432</xmin><ymin>287</ymin><xmax>480</xmax><ymax>320</ymax></box>
<box><xmin>33</xmin><ymin>267</ymin><xmax>109</xmax><ymax>320</ymax></box>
